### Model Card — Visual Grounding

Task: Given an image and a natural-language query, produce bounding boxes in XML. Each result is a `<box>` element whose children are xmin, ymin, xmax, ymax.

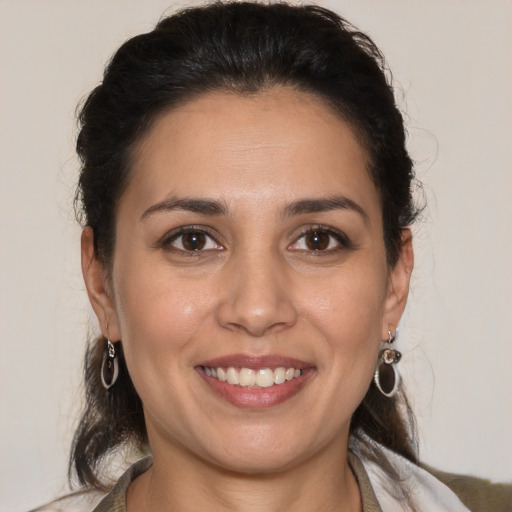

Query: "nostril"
<box><xmin>215</xmin><ymin>260</ymin><xmax>298</xmax><ymax>335</ymax></box>
<box><xmin>216</xmin><ymin>295</ymin><xmax>298</xmax><ymax>337</ymax></box>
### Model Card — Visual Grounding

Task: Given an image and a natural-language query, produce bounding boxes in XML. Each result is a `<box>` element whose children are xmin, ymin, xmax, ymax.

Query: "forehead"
<box><xmin>124</xmin><ymin>87</ymin><xmax>379</xmax><ymax>218</ymax></box>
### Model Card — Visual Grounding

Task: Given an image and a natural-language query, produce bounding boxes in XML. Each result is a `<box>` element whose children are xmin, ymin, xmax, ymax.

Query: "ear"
<box><xmin>381</xmin><ymin>228</ymin><xmax>414</xmax><ymax>339</ymax></box>
<box><xmin>81</xmin><ymin>227</ymin><xmax>121</xmax><ymax>341</ymax></box>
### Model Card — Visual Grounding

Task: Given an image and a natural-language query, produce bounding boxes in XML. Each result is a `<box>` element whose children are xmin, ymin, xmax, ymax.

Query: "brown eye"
<box><xmin>165</xmin><ymin>229</ymin><xmax>222</xmax><ymax>253</ymax></box>
<box><xmin>182</xmin><ymin>232</ymin><xmax>207</xmax><ymax>251</ymax></box>
<box><xmin>289</xmin><ymin>227</ymin><xmax>350</xmax><ymax>253</ymax></box>
<box><xmin>304</xmin><ymin>230</ymin><xmax>330</xmax><ymax>250</ymax></box>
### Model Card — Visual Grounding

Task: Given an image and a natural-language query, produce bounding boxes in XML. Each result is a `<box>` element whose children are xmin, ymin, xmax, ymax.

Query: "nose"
<box><xmin>216</xmin><ymin>254</ymin><xmax>298</xmax><ymax>337</ymax></box>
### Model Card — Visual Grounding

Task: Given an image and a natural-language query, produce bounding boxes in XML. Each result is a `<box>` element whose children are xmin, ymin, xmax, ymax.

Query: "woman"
<box><xmin>31</xmin><ymin>2</ymin><xmax>511</xmax><ymax>511</ymax></box>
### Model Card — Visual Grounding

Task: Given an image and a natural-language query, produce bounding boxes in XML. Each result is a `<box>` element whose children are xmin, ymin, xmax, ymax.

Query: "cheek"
<box><xmin>301</xmin><ymin>262</ymin><xmax>387</xmax><ymax>379</ymax></box>
<box><xmin>111</xmin><ymin>268</ymin><xmax>221</xmax><ymax>427</ymax></box>
<box><xmin>305</xmin><ymin>265</ymin><xmax>387</xmax><ymax>335</ymax></box>
<box><xmin>113</xmin><ymin>263</ymin><xmax>217</xmax><ymax>368</ymax></box>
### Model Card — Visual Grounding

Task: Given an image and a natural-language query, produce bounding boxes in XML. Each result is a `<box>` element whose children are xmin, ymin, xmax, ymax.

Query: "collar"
<box><xmin>92</xmin><ymin>440</ymin><xmax>471</xmax><ymax>512</ymax></box>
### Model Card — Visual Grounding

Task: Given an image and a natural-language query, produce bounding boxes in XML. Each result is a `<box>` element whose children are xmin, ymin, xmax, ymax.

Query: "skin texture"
<box><xmin>82</xmin><ymin>87</ymin><xmax>413</xmax><ymax>512</ymax></box>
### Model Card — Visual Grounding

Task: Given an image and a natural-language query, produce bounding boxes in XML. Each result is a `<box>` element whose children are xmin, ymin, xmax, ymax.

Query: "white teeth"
<box><xmin>274</xmin><ymin>367</ymin><xmax>286</xmax><ymax>384</ymax></box>
<box><xmin>239</xmin><ymin>368</ymin><xmax>256</xmax><ymax>387</ymax></box>
<box><xmin>226</xmin><ymin>367</ymin><xmax>239</xmax><ymax>385</ymax></box>
<box><xmin>217</xmin><ymin>367</ymin><xmax>227</xmax><ymax>381</ymax></box>
<box><xmin>204</xmin><ymin>365</ymin><xmax>303</xmax><ymax>388</ymax></box>
<box><xmin>256</xmin><ymin>368</ymin><xmax>274</xmax><ymax>387</ymax></box>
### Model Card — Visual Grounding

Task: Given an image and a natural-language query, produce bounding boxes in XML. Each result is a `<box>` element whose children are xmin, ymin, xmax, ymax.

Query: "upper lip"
<box><xmin>197</xmin><ymin>354</ymin><xmax>313</xmax><ymax>370</ymax></box>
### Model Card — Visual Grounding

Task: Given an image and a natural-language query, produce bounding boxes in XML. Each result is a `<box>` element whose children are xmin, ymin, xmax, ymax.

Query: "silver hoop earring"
<box><xmin>101</xmin><ymin>339</ymin><xmax>119</xmax><ymax>390</ymax></box>
<box><xmin>374</xmin><ymin>330</ymin><xmax>401</xmax><ymax>398</ymax></box>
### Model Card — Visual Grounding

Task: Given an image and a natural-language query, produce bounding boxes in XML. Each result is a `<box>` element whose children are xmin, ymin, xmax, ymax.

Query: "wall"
<box><xmin>0</xmin><ymin>1</ymin><xmax>510</xmax><ymax>510</ymax></box>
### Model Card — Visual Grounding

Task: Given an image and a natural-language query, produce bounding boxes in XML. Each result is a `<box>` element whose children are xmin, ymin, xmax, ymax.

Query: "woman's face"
<box><xmin>84</xmin><ymin>87</ymin><xmax>412</xmax><ymax>473</ymax></box>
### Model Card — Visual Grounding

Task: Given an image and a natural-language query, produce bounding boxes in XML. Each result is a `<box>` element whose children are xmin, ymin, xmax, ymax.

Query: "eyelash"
<box><xmin>158</xmin><ymin>225</ymin><xmax>352</xmax><ymax>255</ymax></box>
<box><xmin>159</xmin><ymin>226</ymin><xmax>223</xmax><ymax>255</ymax></box>
<box><xmin>290</xmin><ymin>225</ymin><xmax>353</xmax><ymax>255</ymax></box>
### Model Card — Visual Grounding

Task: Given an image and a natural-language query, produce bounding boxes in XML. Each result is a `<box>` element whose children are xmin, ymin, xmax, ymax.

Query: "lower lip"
<box><xmin>196</xmin><ymin>368</ymin><xmax>314</xmax><ymax>408</ymax></box>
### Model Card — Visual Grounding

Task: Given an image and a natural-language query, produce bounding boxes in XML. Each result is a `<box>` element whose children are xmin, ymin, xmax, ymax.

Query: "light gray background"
<box><xmin>1</xmin><ymin>1</ymin><xmax>511</xmax><ymax>510</ymax></box>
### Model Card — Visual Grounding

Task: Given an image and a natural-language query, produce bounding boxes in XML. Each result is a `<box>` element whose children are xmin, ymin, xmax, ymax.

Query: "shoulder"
<box><xmin>29</xmin><ymin>456</ymin><xmax>153</xmax><ymax>512</ymax></box>
<box><xmin>350</xmin><ymin>435</ymin><xmax>511</xmax><ymax>512</ymax></box>
<box><xmin>28</xmin><ymin>490</ymin><xmax>106</xmax><ymax>512</ymax></box>
<box><xmin>426</xmin><ymin>466</ymin><xmax>512</xmax><ymax>512</ymax></box>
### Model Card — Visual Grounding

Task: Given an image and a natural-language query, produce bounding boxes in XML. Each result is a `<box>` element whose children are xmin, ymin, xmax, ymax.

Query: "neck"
<box><xmin>127</xmin><ymin>439</ymin><xmax>362</xmax><ymax>512</ymax></box>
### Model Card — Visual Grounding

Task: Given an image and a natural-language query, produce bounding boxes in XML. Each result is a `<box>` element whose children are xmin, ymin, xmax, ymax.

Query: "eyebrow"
<box><xmin>283</xmin><ymin>196</ymin><xmax>368</xmax><ymax>223</ymax></box>
<box><xmin>140</xmin><ymin>197</ymin><xmax>227</xmax><ymax>220</ymax></box>
<box><xmin>140</xmin><ymin>194</ymin><xmax>368</xmax><ymax>223</ymax></box>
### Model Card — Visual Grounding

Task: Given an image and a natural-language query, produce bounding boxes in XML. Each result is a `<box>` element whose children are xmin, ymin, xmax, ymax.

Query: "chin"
<box><xmin>194</xmin><ymin>424</ymin><xmax>327</xmax><ymax>475</ymax></box>
<box><xmin>210</xmin><ymin>445</ymin><xmax>307</xmax><ymax>475</ymax></box>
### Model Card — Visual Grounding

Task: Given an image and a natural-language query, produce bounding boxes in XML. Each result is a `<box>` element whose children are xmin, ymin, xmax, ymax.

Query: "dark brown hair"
<box><xmin>71</xmin><ymin>0</ymin><xmax>419</xmax><ymax>490</ymax></box>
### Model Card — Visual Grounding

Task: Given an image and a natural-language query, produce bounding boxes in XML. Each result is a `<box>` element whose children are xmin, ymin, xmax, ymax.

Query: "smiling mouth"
<box><xmin>200</xmin><ymin>366</ymin><xmax>303</xmax><ymax>388</ymax></box>
<box><xmin>196</xmin><ymin>355</ymin><xmax>314</xmax><ymax>407</ymax></box>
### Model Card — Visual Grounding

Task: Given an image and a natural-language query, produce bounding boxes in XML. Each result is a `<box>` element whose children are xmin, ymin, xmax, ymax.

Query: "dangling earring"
<box><xmin>374</xmin><ymin>330</ymin><xmax>401</xmax><ymax>398</ymax></box>
<box><xmin>100</xmin><ymin>339</ymin><xmax>119</xmax><ymax>390</ymax></box>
